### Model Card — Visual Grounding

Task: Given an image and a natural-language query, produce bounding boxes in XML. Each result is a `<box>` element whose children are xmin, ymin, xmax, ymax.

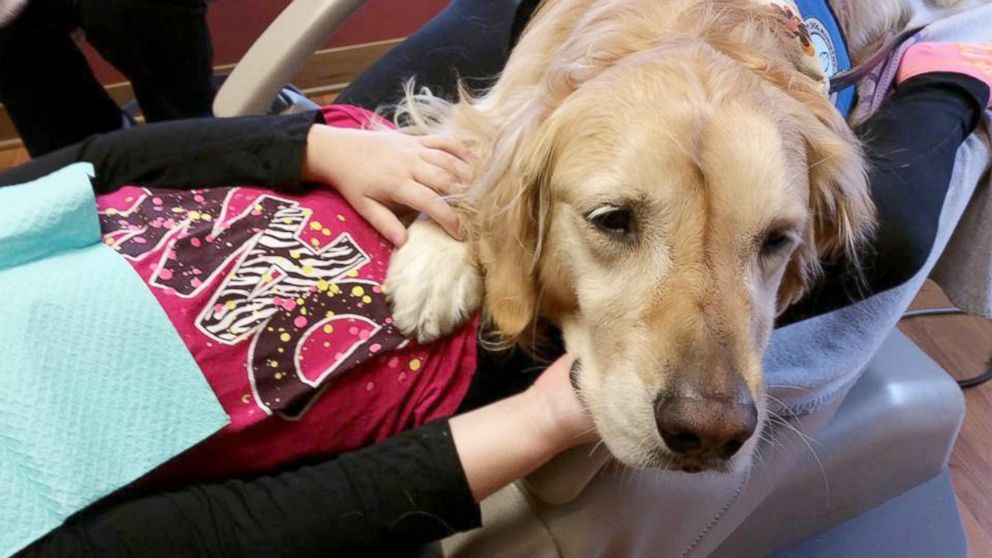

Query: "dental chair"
<box><xmin>213</xmin><ymin>1</ymin><xmax>974</xmax><ymax>555</ymax></box>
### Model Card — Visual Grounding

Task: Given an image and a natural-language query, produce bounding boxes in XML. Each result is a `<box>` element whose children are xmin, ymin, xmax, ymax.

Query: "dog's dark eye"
<box><xmin>587</xmin><ymin>205</ymin><xmax>634</xmax><ymax>237</ymax></box>
<box><xmin>761</xmin><ymin>231</ymin><xmax>793</xmax><ymax>256</ymax></box>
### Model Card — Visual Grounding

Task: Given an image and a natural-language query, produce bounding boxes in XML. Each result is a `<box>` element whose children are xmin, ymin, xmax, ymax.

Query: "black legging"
<box><xmin>782</xmin><ymin>73</ymin><xmax>989</xmax><ymax>323</ymax></box>
<box><xmin>0</xmin><ymin>0</ymin><xmax>214</xmax><ymax>157</ymax></box>
<box><xmin>336</xmin><ymin>0</ymin><xmax>523</xmax><ymax>111</ymax></box>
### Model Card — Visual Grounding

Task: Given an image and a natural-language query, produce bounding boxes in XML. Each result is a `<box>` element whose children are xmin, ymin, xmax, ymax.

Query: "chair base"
<box><xmin>773</xmin><ymin>468</ymin><xmax>967</xmax><ymax>557</ymax></box>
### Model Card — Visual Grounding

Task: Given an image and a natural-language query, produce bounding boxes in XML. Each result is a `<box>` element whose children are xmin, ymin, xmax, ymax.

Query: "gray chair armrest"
<box><xmin>213</xmin><ymin>0</ymin><xmax>368</xmax><ymax>117</ymax></box>
<box><xmin>522</xmin><ymin>443</ymin><xmax>611</xmax><ymax>506</ymax></box>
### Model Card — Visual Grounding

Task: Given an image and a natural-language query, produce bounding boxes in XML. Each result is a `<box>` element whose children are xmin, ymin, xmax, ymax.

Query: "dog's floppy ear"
<box><xmin>686</xmin><ymin>0</ymin><xmax>875</xmax><ymax>309</ymax></box>
<box><xmin>473</xmin><ymin>102</ymin><xmax>559</xmax><ymax>345</ymax></box>
<box><xmin>778</xmin><ymin>94</ymin><xmax>876</xmax><ymax>310</ymax></box>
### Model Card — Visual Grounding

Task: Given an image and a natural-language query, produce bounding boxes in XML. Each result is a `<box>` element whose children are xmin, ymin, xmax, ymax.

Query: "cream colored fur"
<box><xmin>385</xmin><ymin>0</ymin><xmax>984</xmax><ymax>471</ymax></box>
<box><xmin>386</xmin><ymin>219</ymin><xmax>482</xmax><ymax>342</ymax></box>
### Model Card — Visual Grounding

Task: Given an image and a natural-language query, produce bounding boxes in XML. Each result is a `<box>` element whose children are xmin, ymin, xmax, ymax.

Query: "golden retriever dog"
<box><xmin>384</xmin><ymin>0</ymin><xmax>983</xmax><ymax>474</ymax></box>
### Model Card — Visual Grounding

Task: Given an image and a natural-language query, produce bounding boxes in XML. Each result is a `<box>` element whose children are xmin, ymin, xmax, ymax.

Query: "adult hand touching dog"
<box><xmin>450</xmin><ymin>354</ymin><xmax>599</xmax><ymax>501</ymax></box>
<box><xmin>527</xmin><ymin>355</ymin><xmax>599</xmax><ymax>451</ymax></box>
<box><xmin>302</xmin><ymin>124</ymin><xmax>473</xmax><ymax>246</ymax></box>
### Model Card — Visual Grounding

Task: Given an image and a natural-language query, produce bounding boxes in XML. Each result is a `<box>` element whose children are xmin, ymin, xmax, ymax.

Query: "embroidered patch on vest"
<box><xmin>805</xmin><ymin>17</ymin><xmax>839</xmax><ymax>76</ymax></box>
<box><xmin>754</xmin><ymin>0</ymin><xmax>855</xmax><ymax>115</ymax></box>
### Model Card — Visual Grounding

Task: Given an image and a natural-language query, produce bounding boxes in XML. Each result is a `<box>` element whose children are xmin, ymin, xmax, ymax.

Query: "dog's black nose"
<box><xmin>654</xmin><ymin>389</ymin><xmax>757</xmax><ymax>460</ymax></box>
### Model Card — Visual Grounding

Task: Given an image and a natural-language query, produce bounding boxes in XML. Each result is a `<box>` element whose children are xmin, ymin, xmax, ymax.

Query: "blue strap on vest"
<box><xmin>794</xmin><ymin>0</ymin><xmax>855</xmax><ymax>116</ymax></box>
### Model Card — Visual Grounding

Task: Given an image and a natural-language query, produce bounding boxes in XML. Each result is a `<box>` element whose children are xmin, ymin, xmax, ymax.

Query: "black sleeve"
<box><xmin>779</xmin><ymin>72</ymin><xmax>989</xmax><ymax>324</ymax></box>
<box><xmin>20</xmin><ymin>420</ymin><xmax>481</xmax><ymax>558</ymax></box>
<box><xmin>0</xmin><ymin>111</ymin><xmax>324</xmax><ymax>194</ymax></box>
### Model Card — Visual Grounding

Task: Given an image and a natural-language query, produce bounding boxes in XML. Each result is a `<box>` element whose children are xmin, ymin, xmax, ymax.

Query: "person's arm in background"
<box><xmin>21</xmin><ymin>356</ymin><xmax>595</xmax><ymax>558</ymax></box>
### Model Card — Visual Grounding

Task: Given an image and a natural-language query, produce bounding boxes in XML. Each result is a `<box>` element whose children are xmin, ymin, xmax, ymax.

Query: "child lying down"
<box><xmin>1</xmin><ymin>99</ymin><xmax>602</xmax><ymax>556</ymax></box>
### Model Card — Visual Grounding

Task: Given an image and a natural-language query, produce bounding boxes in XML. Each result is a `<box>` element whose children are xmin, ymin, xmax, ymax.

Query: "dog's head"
<box><xmin>468</xmin><ymin>11</ymin><xmax>873</xmax><ymax>472</ymax></box>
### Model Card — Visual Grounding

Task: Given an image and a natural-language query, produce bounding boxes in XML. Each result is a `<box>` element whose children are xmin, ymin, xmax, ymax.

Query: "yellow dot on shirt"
<box><xmin>316</xmin><ymin>279</ymin><xmax>329</xmax><ymax>292</ymax></box>
<box><xmin>282</xmin><ymin>218</ymin><xmax>293</xmax><ymax>225</ymax></box>
<box><xmin>188</xmin><ymin>210</ymin><xmax>201</xmax><ymax>220</ymax></box>
<box><xmin>280</xmin><ymin>333</ymin><xmax>291</xmax><ymax>342</ymax></box>
<box><xmin>346</xmin><ymin>269</ymin><xmax>358</xmax><ymax>278</ymax></box>
<box><xmin>105</xmin><ymin>208</ymin><xmax>118</xmax><ymax>216</ymax></box>
<box><xmin>310</xmin><ymin>221</ymin><xmax>323</xmax><ymax>231</ymax></box>
<box><xmin>201</xmin><ymin>213</ymin><xmax>213</xmax><ymax>222</ymax></box>
<box><xmin>269</xmin><ymin>360</ymin><xmax>278</xmax><ymax>368</ymax></box>
<box><xmin>172</xmin><ymin>206</ymin><xmax>185</xmax><ymax>213</ymax></box>
<box><xmin>310</xmin><ymin>238</ymin><xmax>320</xmax><ymax>247</ymax></box>
<box><xmin>323</xmin><ymin>324</ymin><xmax>334</xmax><ymax>334</ymax></box>
<box><xmin>362</xmin><ymin>295</ymin><xmax>372</xmax><ymax>304</ymax></box>
<box><xmin>300</xmin><ymin>307</ymin><xmax>307</xmax><ymax>316</ymax></box>
<box><xmin>302</xmin><ymin>265</ymin><xmax>314</xmax><ymax>275</ymax></box>
<box><xmin>290</xmin><ymin>250</ymin><xmax>301</xmax><ymax>259</ymax></box>
<box><xmin>325</xmin><ymin>310</ymin><xmax>335</xmax><ymax>318</ymax></box>
<box><xmin>274</xmin><ymin>372</ymin><xmax>284</xmax><ymax>380</ymax></box>
<box><xmin>225</xmin><ymin>301</ymin><xmax>237</xmax><ymax>310</ymax></box>
<box><xmin>329</xmin><ymin>284</ymin><xmax>341</xmax><ymax>294</ymax></box>
<box><xmin>261</xmin><ymin>272</ymin><xmax>273</xmax><ymax>282</ymax></box>
<box><xmin>296</xmin><ymin>298</ymin><xmax>305</xmax><ymax>305</ymax></box>
<box><xmin>337</xmin><ymin>214</ymin><xmax>346</xmax><ymax>222</ymax></box>
<box><xmin>409</xmin><ymin>358</ymin><xmax>422</xmax><ymax>371</ymax></box>
<box><xmin>322</xmin><ymin>228</ymin><xmax>332</xmax><ymax>236</ymax></box>
<box><xmin>351</xmin><ymin>286</ymin><xmax>365</xmax><ymax>297</ymax></box>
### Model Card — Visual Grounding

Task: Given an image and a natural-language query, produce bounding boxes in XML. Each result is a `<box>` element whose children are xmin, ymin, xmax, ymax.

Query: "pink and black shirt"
<box><xmin>95</xmin><ymin>105</ymin><xmax>478</xmax><ymax>485</ymax></box>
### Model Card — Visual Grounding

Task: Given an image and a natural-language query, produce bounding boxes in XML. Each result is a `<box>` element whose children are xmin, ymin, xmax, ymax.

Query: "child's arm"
<box><xmin>302</xmin><ymin>124</ymin><xmax>472</xmax><ymax>246</ymax></box>
<box><xmin>0</xmin><ymin>111</ymin><xmax>322</xmax><ymax>192</ymax></box>
<box><xmin>0</xmin><ymin>110</ymin><xmax>472</xmax><ymax>246</ymax></box>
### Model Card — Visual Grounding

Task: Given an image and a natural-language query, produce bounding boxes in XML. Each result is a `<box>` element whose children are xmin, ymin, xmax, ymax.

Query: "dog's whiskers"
<box><xmin>763</xmin><ymin>404</ymin><xmax>831</xmax><ymax>507</ymax></box>
<box><xmin>588</xmin><ymin>440</ymin><xmax>607</xmax><ymax>458</ymax></box>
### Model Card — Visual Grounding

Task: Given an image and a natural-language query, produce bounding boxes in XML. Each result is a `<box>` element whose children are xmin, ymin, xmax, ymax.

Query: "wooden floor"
<box><xmin>900</xmin><ymin>281</ymin><xmax>992</xmax><ymax>556</ymax></box>
<box><xmin>0</xmin><ymin>146</ymin><xmax>29</xmax><ymax>169</ymax></box>
<box><xmin>1</xmin><ymin>139</ymin><xmax>991</xmax><ymax>554</ymax></box>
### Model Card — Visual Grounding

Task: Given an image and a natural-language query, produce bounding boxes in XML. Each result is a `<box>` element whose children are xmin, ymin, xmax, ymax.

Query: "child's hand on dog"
<box><xmin>303</xmin><ymin>124</ymin><xmax>473</xmax><ymax>246</ymax></box>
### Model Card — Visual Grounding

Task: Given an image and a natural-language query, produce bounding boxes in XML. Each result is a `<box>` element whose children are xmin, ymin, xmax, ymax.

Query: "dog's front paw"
<box><xmin>386</xmin><ymin>220</ymin><xmax>482</xmax><ymax>344</ymax></box>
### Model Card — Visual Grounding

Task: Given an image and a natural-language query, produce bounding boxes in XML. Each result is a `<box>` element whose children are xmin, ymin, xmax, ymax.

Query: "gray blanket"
<box><xmin>767</xmin><ymin>5</ymin><xmax>992</xmax><ymax>415</ymax></box>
